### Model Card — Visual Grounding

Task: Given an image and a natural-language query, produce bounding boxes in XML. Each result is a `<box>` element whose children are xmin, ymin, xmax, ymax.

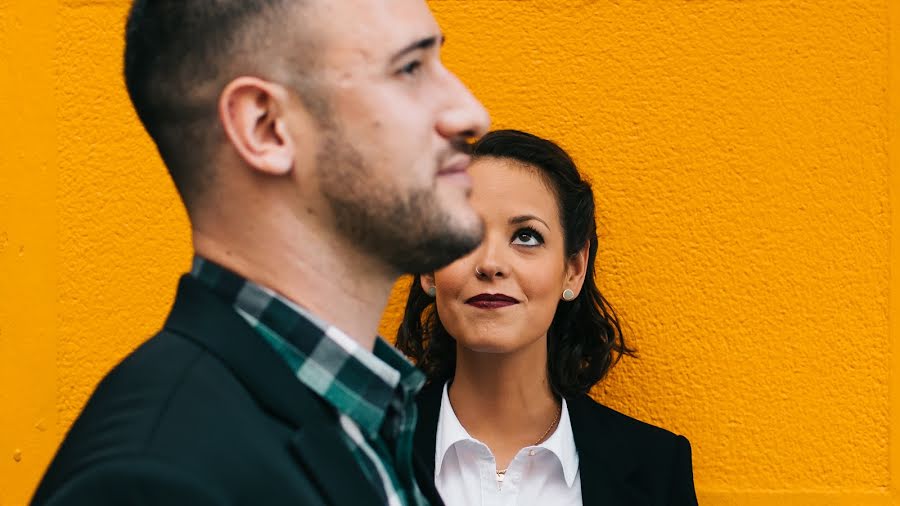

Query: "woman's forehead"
<box><xmin>469</xmin><ymin>158</ymin><xmax>560</xmax><ymax>222</ymax></box>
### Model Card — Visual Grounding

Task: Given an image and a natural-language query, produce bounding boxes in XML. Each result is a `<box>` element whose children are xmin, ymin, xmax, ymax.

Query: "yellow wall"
<box><xmin>0</xmin><ymin>0</ymin><xmax>896</xmax><ymax>504</ymax></box>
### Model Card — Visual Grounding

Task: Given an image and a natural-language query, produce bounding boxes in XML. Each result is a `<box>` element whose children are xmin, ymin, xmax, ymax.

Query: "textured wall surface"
<box><xmin>0</xmin><ymin>0</ymin><xmax>897</xmax><ymax>504</ymax></box>
<box><xmin>0</xmin><ymin>1</ymin><xmax>59</xmax><ymax>503</ymax></box>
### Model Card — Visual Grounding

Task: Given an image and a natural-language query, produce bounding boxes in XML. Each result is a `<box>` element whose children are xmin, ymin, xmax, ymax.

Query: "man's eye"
<box><xmin>398</xmin><ymin>60</ymin><xmax>422</xmax><ymax>76</ymax></box>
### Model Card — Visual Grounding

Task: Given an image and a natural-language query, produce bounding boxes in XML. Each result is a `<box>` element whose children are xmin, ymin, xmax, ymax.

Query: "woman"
<box><xmin>397</xmin><ymin>130</ymin><xmax>698</xmax><ymax>505</ymax></box>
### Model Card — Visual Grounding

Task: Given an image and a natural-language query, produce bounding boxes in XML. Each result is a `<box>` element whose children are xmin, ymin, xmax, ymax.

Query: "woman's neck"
<box><xmin>448</xmin><ymin>339</ymin><xmax>561</xmax><ymax>469</ymax></box>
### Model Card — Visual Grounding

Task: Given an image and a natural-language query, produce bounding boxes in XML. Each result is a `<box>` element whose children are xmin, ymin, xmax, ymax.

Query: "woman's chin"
<box><xmin>458</xmin><ymin>337</ymin><xmax>529</xmax><ymax>355</ymax></box>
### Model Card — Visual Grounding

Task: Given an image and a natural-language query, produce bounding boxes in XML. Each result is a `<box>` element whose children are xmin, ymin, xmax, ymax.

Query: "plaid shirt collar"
<box><xmin>190</xmin><ymin>256</ymin><xmax>424</xmax><ymax>437</ymax></box>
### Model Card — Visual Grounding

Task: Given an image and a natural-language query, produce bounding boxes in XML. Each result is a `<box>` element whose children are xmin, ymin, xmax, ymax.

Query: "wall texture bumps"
<box><xmin>1</xmin><ymin>1</ymin><xmax>898</xmax><ymax>504</ymax></box>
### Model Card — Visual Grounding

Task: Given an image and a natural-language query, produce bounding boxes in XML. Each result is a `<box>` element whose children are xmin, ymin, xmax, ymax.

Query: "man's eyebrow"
<box><xmin>390</xmin><ymin>34</ymin><xmax>445</xmax><ymax>64</ymax></box>
<box><xmin>510</xmin><ymin>215</ymin><xmax>551</xmax><ymax>230</ymax></box>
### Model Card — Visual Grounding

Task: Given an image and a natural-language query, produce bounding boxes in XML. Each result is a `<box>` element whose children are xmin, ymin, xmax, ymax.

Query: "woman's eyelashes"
<box><xmin>511</xmin><ymin>227</ymin><xmax>544</xmax><ymax>247</ymax></box>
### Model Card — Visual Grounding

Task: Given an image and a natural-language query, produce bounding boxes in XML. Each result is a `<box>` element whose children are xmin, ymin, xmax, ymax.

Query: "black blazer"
<box><xmin>414</xmin><ymin>382</ymin><xmax>698</xmax><ymax>506</ymax></box>
<box><xmin>32</xmin><ymin>276</ymin><xmax>443</xmax><ymax>506</ymax></box>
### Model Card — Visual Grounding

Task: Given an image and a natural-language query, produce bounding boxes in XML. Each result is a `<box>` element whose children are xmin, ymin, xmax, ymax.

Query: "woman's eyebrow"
<box><xmin>509</xmin><ymin>214</ymin><xmax>551</xmax><ymax>230</ymax></box>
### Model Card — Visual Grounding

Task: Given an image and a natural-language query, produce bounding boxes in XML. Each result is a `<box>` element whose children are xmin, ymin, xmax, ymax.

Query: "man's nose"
<box><xmin>435</xmin><ymin>72</ymin><xmax>490</xmax><ymax>141</ymax></box>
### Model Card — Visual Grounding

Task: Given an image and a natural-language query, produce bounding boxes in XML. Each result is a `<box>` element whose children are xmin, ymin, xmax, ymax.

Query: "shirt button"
<box><xmin>528</xmin><ymin>450</ymin><xmax>536</xmax><ymax>456</ymax></box>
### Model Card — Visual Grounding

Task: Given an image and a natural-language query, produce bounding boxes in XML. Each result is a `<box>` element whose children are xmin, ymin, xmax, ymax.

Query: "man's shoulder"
<box><xmin>34</xmin><ymin>329</ymin><xmax>285</xmax><ymax>503</ymax></box>
<box><xmin>88</xmin><ymin>328</ymin><xmax>249</xmax><ymax>430</ymax></box>
<box><xmin>70</xmin><ymin>329</ymin><xmax>218</xmax><ymax>446</ymax></box>
<box><xmin>44</xmin><ymin>329</ymin><xmax>232</xmax><ymax>444</ymax></box>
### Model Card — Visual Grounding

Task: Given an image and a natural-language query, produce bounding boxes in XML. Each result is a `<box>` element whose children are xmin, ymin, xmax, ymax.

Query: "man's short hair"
<box><xmin>124</xmin><ymin>0</ymin><xmax>299</xmax><ymax>205</ymax></box>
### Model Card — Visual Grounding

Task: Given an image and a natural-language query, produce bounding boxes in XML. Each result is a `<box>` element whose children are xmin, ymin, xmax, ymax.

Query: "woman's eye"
<box><xmin>511</xmin><ymin>229</ymin><xmax>544</xmax><ymax>247</ymax></box>
<box><xmin>398</xmin><ymin>60</ymin><xmax>422</xmax><ymax>76</ymax></box>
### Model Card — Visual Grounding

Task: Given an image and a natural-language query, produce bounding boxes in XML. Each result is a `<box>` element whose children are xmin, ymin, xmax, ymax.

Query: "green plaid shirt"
<box><xmin>191</xmin><ymin>257</ymin><xmax>428</xmax><ymax>506</ymax></box>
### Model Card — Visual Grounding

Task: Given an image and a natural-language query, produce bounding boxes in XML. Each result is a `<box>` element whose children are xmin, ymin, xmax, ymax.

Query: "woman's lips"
<box><xmin>465</xmin><ymin>293</ymin><xmax>519</xmax><ymax>309</ymax></box>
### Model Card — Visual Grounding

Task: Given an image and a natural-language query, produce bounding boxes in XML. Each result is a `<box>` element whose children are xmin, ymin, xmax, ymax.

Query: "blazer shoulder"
<box><xmin>54</xmin><ymin>330</ymin><xmax>226</xmax><ymax>429</ymax></box>
<box><xmin>568</xmin><ymin>394</ymin><xmax>691</xmax><ymax>455</ymax></box>
<box><xmin>33</xmin><ymin>330</ymin><xmax>207</xmax><ymax>500</ymax></box>
<box><xmin>36</xmin><ymin>456</ymin><xmax>227</xmax><ymax>506</ymax></box>
<box><xmin>568</xmin><ymin>395</ymin><xmax>698</xmax><ymax>505</ymax></box>
<box><xmin>35</xmin><ymin>277</ymin><xmax>354</xmax><ymax>506</ymax></box>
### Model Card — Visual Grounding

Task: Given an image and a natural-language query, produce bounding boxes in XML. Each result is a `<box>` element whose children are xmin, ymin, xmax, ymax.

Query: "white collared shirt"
<box><xmin>434</xmin><ymin>383</ymin><xmax>582</xmax><ymax>506</ymax></box>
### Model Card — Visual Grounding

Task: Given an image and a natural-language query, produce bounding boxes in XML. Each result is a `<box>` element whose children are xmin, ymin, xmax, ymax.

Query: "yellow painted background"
<box><xmin>0</xmin><ymin>0</ymin><xmax>897</xmax><ymax>504</ymax></box>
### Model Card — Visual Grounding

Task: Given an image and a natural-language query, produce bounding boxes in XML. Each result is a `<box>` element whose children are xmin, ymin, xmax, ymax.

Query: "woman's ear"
<box><xmin>564</xmin><ymin>242</ymin><xmax>590</xmax><ymax>297</ymax></box>
<box><xmin>419</xmin><ymin>273</ymin><xmax>436</xmax><ymax>296</ymax></box>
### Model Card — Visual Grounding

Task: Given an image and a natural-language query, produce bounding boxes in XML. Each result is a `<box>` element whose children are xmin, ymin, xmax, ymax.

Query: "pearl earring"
<box><xmin>562</xmin><ymin>289</ymin><xmax>575</xmax><ymax>301</ymax></box>
<box><xmin>426</xmin><ymin>286</ymin><xmax>436</xmax><ymax>297</ymax></box>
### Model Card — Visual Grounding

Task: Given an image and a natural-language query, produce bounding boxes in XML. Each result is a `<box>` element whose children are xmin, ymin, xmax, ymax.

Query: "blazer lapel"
<box><xmin>290</xmin><ymin>422</ymin><xmax>383</xmax><ymax>506</ymax></box>
<box><xmin>413</xmin><ymin>382</ymin><xmax>443</xmax><ymax>479</ymax></box>
<box><xmin>414</xmin><ymin>452</ymin><xmax>445</xmax><ymax>506</ymax></box>
<box><xmin>163</xmin><ymin>276</ymin><xmax>381</xmax><ymax>506</ymax></box>
<box><xmin>568</xmin><ymin>395</ymin><xmax>652</xmax><ymax>506</ymax></box>
<box><xmin>411</xmin><ymin>382</ymin><xmax>445</xmax><ymax>505</ymax></box>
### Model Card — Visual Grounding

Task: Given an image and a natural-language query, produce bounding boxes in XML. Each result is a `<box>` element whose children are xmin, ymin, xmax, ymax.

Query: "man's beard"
<box><xmin>316</xmin><ymin>128</ymin><xmax>483</xmax><ymax>274</ymax></box>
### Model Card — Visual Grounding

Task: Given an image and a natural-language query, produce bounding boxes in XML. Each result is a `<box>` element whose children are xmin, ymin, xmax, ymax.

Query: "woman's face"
<box><xmin>424</xmin><ymin>157</ymin><xmax>587</xmax><ymax>354</ymax></box>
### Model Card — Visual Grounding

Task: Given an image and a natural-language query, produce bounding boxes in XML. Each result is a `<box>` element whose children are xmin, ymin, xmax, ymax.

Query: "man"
<box><xmin>32</xmin><ymin>1</ymin><xmax>489</xmax><ymax>504</ymax></box>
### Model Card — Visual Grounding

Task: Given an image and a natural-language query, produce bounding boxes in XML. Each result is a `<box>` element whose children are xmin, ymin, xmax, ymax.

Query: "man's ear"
<box><xmin>564</xmin><ymin>242</ymin><xmax>590</xmax><ymax>297</ymax></box>
<box><xmin>219</xmin><ymin>76</ymin><xmax>295</xmax><ymax>175</ymax></box>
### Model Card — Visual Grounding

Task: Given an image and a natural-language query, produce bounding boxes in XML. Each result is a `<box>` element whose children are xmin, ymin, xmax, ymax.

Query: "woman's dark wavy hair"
<box><xmin>396</xmin><ymin>129</ymin><xmax>635</xmax><ymax>398</ymax></box>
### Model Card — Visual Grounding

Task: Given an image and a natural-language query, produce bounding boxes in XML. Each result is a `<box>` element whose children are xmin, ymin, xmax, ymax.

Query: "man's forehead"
<box><xmin>306</xmin><ymin>0</ymin><xmax>441</xmax><ymax>56</ymax></box>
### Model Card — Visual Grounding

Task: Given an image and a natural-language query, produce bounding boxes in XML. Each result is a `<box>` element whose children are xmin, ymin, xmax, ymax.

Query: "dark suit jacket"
<box><xmin>32</xmin><ymin>276</ymin><xmax>443</xmax><ymax>506</ymax></box>
<box><xmin>414</xmin><ymin>382</ymin><xmax>698</xmax><ymax>506</ymax></box>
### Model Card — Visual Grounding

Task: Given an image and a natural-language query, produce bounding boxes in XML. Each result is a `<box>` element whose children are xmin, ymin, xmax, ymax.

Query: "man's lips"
<box><xmin>437</xmin><ymin>155</ymin><xmax>472</xmax><ymax>176</ymax></box>
<box><xmin>465</xmin><ymin>293</ymin><xmax>520</xmax><ymax>309</ymax></box>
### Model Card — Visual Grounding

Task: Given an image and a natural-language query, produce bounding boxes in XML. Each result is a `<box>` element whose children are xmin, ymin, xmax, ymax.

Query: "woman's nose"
<box><xmin>474</xmin><ymin>256</ymin><xmax>507</xmax><ymax>280</ymax></box>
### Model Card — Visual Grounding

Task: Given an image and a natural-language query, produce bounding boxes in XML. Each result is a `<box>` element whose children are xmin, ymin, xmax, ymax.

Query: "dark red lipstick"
<box><xmin>465</xmin><ymin>293</ymin><xmax>519</xmax><ymax>309</ymax></box>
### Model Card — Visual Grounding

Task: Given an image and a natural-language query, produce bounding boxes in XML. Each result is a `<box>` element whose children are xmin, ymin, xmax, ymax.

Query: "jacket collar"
<box><xmin>414</xmin><ymin>383</ymin><xmax>651</xmax><ymax>505</ymax></box>
<box><xmin>190</xmin><ymin>256</ymin><xmax>426</xmax><ymax>438</ymax></box>
<box><xmin>163</xmin><ymin>275</ymin><xmax>385</xmax><ymax>506</ymax></box>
